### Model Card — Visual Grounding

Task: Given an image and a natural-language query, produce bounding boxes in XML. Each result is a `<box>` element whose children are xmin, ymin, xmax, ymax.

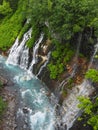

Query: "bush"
<box><xmin>0</xmin><ymin>97</ymin><xmax>6</xmax><ymax>116</ymax></box>
<box><xmin>48</xmin><ymin>41</ymin><xmax>74</xmax><ymax>79</ymax></box>
<box><xmin>85</xmin><ymin>69</ymin><xmax>98</xmax><ymax>82</ymax></box>
<box><xmin>78</xmin><ymin>96</ymin><xmax>98</xmax><ymax>130</ymax></box>
<box><xmin>0</xmin><ymin>0</ymin><xmax>28</xmax><ymax>50</ymax></box>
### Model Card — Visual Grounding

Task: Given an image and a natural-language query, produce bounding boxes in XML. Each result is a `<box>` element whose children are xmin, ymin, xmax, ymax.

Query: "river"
<box><xmin>0</xmin><ymin>55</ymin><xmax>56</xmax><ymax>130</ymax></box>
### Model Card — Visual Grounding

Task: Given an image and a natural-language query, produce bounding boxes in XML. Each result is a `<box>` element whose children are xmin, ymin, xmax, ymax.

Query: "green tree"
<box><xmin>0</xmin><ymin>0</ymin><xmax>12</xmax><ymax>16</ymax></box>
<box><xmin>78</xmin><ymin>96</ymin><xmax>98</xmax><ymax>130</ymax></box>
<box><xmin>85</xmin><ymin>69</ymin><xmax>98</xmax><ymax>82</ymax></box>
<box><xmin>78</xmin><ymin>69</ymin><xmax>98</xmax><ymax>130</ymax></box>
<box><xmin>0</xmin><ymin>97</ymin><xmax>6</xmax><ymax>115</ymax></box>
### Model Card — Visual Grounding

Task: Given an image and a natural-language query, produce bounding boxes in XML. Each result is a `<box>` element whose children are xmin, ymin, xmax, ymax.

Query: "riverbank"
<box><xmin>0</xmin><ymin>78</ymin><xmax>18</xmax><ymax>130</ymax></box>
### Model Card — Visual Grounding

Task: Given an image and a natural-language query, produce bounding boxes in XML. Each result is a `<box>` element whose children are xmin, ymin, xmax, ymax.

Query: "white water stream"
<box><xmin>5</xmin><ymin>29</ymin><xmax>98</xmax><ymax>130</ymax></box>
<box><xmin>6</xmin><ymin>28</ymin><xmax>32</xmax><ymax>69</ymax></box>
<box><xmin>28</xmin><ymin>33</ymin><xmax>44</xmax><ymax>73</ymax></box>
<box><xmin>37</xmin><ymin>51</ymin><xmax>51</xmax><ymax>77</ymax></box>
<box><xmin>60</xmin><ymin>41</ymin><xmax>98</xmax><ymax>130</ymax></box>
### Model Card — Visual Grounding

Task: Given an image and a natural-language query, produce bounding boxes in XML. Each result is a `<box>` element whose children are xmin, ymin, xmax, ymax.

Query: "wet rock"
<box><xmin>0</xmin><ymin>76</ymin><xmax>8</xmax><ymax>85</ymax></box>
<box><xmin>55</xmin><ymin>123</ymin><xmax>67</xmax><ymax>130</ymax></box>
<box><xmin>0</xmin><ymin>87</ymin><xmax>17</xmax><ymax>130</ymax></box>
<box><xmin>23</xmin><ymin>107</ymin><xmax>29</xmax><ymax>114</ymax></box>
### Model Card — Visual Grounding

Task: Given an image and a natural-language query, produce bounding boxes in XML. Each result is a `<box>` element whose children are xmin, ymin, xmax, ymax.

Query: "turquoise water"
<box><xmin>0</xmin><ymin>55</ymin><xmax>56</xmax><ymax>130</ymax></box>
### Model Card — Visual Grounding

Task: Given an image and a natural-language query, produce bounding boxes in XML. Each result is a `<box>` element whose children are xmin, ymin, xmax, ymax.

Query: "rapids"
<box><xmin>0</xmin><ymin>55</ymin><xmax>56</xmax><ymax>130</ymax></box>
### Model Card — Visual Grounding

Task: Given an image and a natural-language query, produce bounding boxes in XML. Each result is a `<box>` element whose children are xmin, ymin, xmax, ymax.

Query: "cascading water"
<box><xmin>59</xmin><ymin>41</ymin><xmax>98</xmax><ymax>130</ymax></box>
<box><xmin>37</xmin><ymin>51</ymin><xmax>51</xmax><ymax>77</ymax></box>
<box><xmin>19</xmin><ymin>46</ymin><xmax>29</xmax><ymax>70</ymax></box>
<box><xmin>55</xmin><ymin>33</ymin><xmax>82</xmax><ymax>96</ymax></box>
<box><xmin>88</xmin><ymin>38</ymin><xmax>98</xmax><ymax>69</ymax></box>
<box><xmin>59</xmin><ymin>80</ymin><xmax>94</xmax><ymax>130</ymax></box>
<box><xmin>28</xmin><ymin>33</ymin><xmax>44</xmax><ymax>73</ymax></box>
<box><xmin>14</xmin><ymin>72</ymin><xmax>56</xmax><ymax>130</ymax></box>
<box><xmin>0</xmin><ymin>56</ymin><xmax>56</xmax><ymax>130</ymax></box>
<box><xmin>3</xmin><ymin>25</ymin><xmax>98</xmax><ymax>130</ymax></box>
<box><xmin>3</xmin><ymin>30</ymin><xmax>56</xmax><ymax>130</ymax></box>
<box><xmin>6</xmin><ymin>28</ymin><xmax>32</xmax><ymax>69</ymax></box>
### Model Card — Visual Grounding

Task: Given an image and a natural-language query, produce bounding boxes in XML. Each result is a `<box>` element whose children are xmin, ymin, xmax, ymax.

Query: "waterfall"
<box><xmin>60</xmin><ymin>80</ymin><xmax>94</xmax><ymax>130</ymax></box>
<box><xmin>0</xmin><ymin>55</ymin><xmax>56</xmax><ymax>130</ymax></box>
<box><xmin>59</xmin><ymin>43</ymin><xmax>98</xmax><ymax>130</ymax></box>
<box><xmin>6</xmin><ymin>28</ymin><xmax>32</xmax><ymax>69</ymax></box>
<box><xmin>9</xmin><ymin>38</ymin><xmax>19</xmax><ymax>54</ymax></box>
<box><xmin>37</xmin><ymin>51</ymin><xmax>51</xmax><ymax>77</ymax></box>
<box><xmin>6</xmin><ymin>30</ymin><xmax>44</xmax><ymax>73</ymax></box>
<box><xmin>74</xmin><ymin>33</ymin><xmax>82</xmax><ymax>62</ymax></box>
<box><xmin>55</xmin><ymin>33</ymin><xmax>82</xmax><ymax>95</ymax></box>
<box><xmin>59</xmin><ymin>64</ymin><xmax>77</xmax><ymax>91</ymax></box>
<box><xmin>88</xmin><ymin>39</ymin><xmax>98</xmax><ymax>69</ymax></box>
<box><xmin>58</xmin><ymin>37</ymin><xmax>98</xmax><ymax>130</ymax></box>
<box><xmin>5</xmin><ymin>26</ymin><xmax>98</xmax><ymax>130</ymax></box>
<box><xmin>19</xmin><ymin>46</ymin><xmax>29</xmax><ymax>70</ymax></box>
<box><xmin>28</xmin><ymin>33</ymin><xmax>44</xmax><ymax>73</ymax></box>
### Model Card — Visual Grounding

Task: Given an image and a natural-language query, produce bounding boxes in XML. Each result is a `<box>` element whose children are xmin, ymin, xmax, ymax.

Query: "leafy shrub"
<box><xmin>0</xmin><ymin>0</ymin><xmax>28</xmax><ymax>50</ymax></box>
<box><xmin>18</xmin><ymin>22</ymin><xmax>31</xmax><ymax>41</ymax></box>
<box><xmin>0</xmin><ymin>97</ymin><xmax>6</xmax><ymax>115</ymax></box>
<box><xmin>78</xmin><ymin>96</ymin><xmax>98</xmax><ymax>130</ymax></box>
<box><xmin>48</xmin><ymin>41</ymin><xmax>74</xmax><ymax>79</ymax></box>
<box><xmin>85</xmin><ymin>69</ymin><xmax>98</xmax><ymax>82</ymax></box>
<box><xmin>0</xmin><ymin>0</ymin><xmax>12</xmax><ymax>16</ymax></box>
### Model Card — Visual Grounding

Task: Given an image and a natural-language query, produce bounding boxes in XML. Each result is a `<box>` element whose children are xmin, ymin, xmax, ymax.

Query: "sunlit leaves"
<box><xmin>0</xmin><ymin>0</ymin><xmax>12</xmax><ymax>16</ymax></box>
<box><xmin>85</xmin><ymin>69</ymin><xmax>98</xmax><ymax>82</ymax></box>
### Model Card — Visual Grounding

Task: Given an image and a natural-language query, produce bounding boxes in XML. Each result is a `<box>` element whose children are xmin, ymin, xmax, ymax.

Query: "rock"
<box><xmin>55</xmin><ymin>123</ymin><xmax>67</xmax><ymax>130</ymax></box>
<box><xmin>0</xmin><ymin>76</ymin><xmax>8</xmax><ymax>85</ymax></box>
<box><xmin>0</xmin><ymin>86</ymin><xmax>17</xmax><ymax>130</ymax></box>
<box><xmin>23</xmin><ymin>107</ymin><xmax>29</xmax><ymax>114</ymax></box>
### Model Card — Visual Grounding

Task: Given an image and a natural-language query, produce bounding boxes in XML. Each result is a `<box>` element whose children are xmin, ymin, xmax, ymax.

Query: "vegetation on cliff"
<box><xmin>25</xmin><ymin>0</ymin><xmax>98</xmax><ymax>79</ymax></box>
<box><xmin>0</xmin><ymin>0</ymin><xmax>98</xmax><ymax>129</ymax></box>
<box><xmin>0</xmin><ymin>0</ymin><xmax>97</xmax><ymax>48</ymax></box>
<box><xmin>0</xmin><ymin>0</ymin><xmax>97</xmax><ymax>80</ymax></box>
<box><xmin>78</xmin><ymin>69</ymin><xmax>98</xmax><ymax>130</ymax></box>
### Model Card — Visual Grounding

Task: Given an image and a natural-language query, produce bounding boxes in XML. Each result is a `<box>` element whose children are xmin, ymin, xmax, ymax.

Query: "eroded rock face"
<box><xmin>69</xmin><ymin>119</ymin><xmax>93</xmax><ymax>130</ymax></box>
<box><xmin>0</xmin><ymin>76</ymin><xmax>8</xmax><ymax>85</ymax></box>
<box><xmin>0</xmin><ymin>87</ymin><xmax>18</xmax><ymax>130</ymax></box>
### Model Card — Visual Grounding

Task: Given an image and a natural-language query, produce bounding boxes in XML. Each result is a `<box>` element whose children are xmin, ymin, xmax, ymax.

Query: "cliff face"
<box><xmin>0</xmin><ymin>27</ymin><xmax>96</xmax><ymax>94</ymax></box>
<box><xmin>34</xmin><ymin>29</ymin><xmax>95</xmax><ymax>92</ymax></box>
<box><xmin>0</xmin><ymin>23</ymin><xmax>97</xmax><ymax>130</ymax></box>
<box><xmin>0</xmin><ymin>0</ymin><xmax>97</xmax><ymax>95</ymax></box>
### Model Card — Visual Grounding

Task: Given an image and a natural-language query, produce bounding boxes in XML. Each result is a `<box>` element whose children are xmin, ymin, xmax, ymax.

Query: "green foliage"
<box><xmin>7</xmin><ymin>0</ymin><xmax>19</xmax><ymax>12</ymax></box>
<box><xmin>78</xmin><ymin>68</ymin><xmax>98</xmax><ymax>130</ymax></box>
<box><xmin>48</xmin><ymin>64</ymin><xmax>58</xmax><ymax>79</ymax></box>
<box><xmin>85</xmin><ymin>69</ymin><xmax>98</xmax><ymax>82</ymax></box>
<box><xmin>48</xmin><ymin>62</ymin><xmax>64</xmax><ymax>79</ymax></box>
<box><xmin>62</xmin><ymin>90</ymin><xmax>67</xmax><ymax>97</ymax></box>
<box><xmin>78</xmin><ymin>96</ymin><xmax>98</xmax><ymax>130</ymax></box>
<box><xmin>26</xmin><ymin>0</ymin><xmax>98</xmax><ymax>41</ymax></box>
<box><xmin>0</xmin><ymin>80</ymin><xmax>6</xmax><ymax>117</ymax></box>
<box><xmin>0</xmin><ymin>0</ymin><xmax>98</xmax><ymax>51</ymax></box>
<box><xmin>87</xmin><ymin>115</ymin><xmax>98</xmax><ymax>130</ymax></box>
<box><xmin>64</xmin><ymin>50</ymin><xmax>74</xmax><ymax>64</ymax></box>
<box><xmin>26</xmin><ymin>37</ymin><xmax>34</xmax><ymax>48</ymax></box>
<box><xmin>67</xmin><ymin>78</ymin><xmax>74</xmax><ymax>89</ymax></box>
<box><xmin>0</xmin><ymin>0</ymin><xmax>27</xmax><ymax>50</ymax></box>
<box><xmin>0</xmin><ymin>96</ymin><xmax>6</xmax><ymax>115</ymax></box>
<box><xmin>0</xmin><ymin>0</ymin><xmax>12</xmax><ymax>16</ymax></box>
<box><xmin>18</xmin><ymin>23</ymin><xmax>31</xmax><ymax>41</ymax></box>
<box><xmin>78</xmin><ymin>96</ymin><xmax>93</xmax><ymax>115</ymax></box>
<box><xmin>48</xmin><ymin>41</ymin><xmax>74</xmax><ymax>79</ymax></box>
